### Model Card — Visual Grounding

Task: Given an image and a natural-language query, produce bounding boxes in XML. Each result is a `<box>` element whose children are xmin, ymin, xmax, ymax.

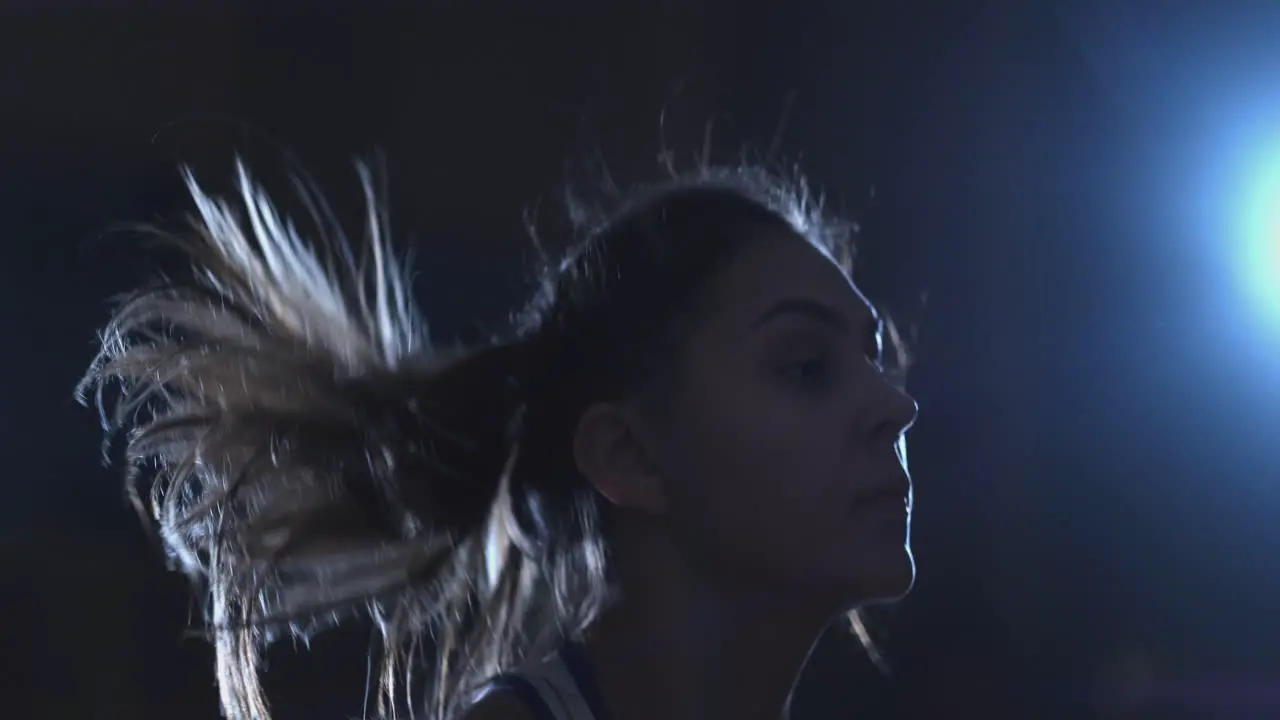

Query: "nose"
<box><xmin>880</xmin><ymin>387</ymin><xmax>917</xmax><ymax>475</ymax></box>
<box><xmin>890</xmin><ymin>388</ymin><xmax>919</xmax><ymax>436</ymax></box>
<box><xmin>870</xmin><ymin>382</ymin><xmax>918</xmax><ymax>444</ymax></box>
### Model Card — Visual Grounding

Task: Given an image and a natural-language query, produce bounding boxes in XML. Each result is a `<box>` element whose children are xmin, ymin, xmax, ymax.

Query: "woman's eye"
<box><xmin>779</xmin><ymin>357</ymin><xmax>833</xmax><ymax>388</ymax></box>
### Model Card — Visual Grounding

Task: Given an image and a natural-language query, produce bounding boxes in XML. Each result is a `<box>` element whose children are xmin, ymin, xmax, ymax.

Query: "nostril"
<box><xmin>870</xmin><ymin>417</ymin><xmax>905</xmax><ymax>444</ymax></box>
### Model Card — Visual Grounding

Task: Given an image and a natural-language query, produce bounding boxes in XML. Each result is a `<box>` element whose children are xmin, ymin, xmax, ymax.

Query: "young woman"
<box><xmin>80</xmin><ymin>159</ymin><xmax>918</xmax><ymax>720</ymax></box>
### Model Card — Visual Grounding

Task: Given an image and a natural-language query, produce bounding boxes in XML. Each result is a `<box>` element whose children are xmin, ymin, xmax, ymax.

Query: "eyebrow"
<box><xmin>751</xmin><ymin>296</ymin><xmax>878</xmax><ymax>336</ymax></box>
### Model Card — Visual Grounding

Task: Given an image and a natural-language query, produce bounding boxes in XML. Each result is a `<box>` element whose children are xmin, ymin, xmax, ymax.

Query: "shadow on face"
<box><xmin>651</xmin><ymin>228</ymin><xmax>919</xmax><ymax>607</ymax></box>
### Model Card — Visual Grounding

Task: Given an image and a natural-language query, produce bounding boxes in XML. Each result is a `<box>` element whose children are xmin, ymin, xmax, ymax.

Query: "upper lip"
<box><xmin>853</xmin><ymin>468</ymin><xmax>912</xmax><ymax>506</ymax></box>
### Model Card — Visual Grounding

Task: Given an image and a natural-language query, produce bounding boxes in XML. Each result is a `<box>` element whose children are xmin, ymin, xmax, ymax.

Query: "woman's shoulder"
<box><xmin>457</xmin><ymin>643</ymin><xmax>589</xmax><ymax>720</ymax></box>
<box><xmin>456</xmin><ymin>665</ymin><xmax>557</xmax><ymax>720</ymax></box>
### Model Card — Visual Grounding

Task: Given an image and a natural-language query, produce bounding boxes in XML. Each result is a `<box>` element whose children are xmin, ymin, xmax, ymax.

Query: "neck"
<box><xmin>581</xmin><ymin>523</ymin><xmax>837</xmax><ymax>720</ymax></box>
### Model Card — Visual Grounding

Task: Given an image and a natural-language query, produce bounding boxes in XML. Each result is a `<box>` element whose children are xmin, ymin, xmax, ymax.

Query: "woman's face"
<box><xmin>653</xmin><ymin>231</ymin><xmax>918</xmax><ymax>607</ymax></box>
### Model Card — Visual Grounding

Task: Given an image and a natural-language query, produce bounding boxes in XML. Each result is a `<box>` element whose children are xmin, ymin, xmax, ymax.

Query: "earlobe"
<box><xmin>571</xmin><ymin>403</ymin><xmax>668</xmax><ymax>514</ymax></box>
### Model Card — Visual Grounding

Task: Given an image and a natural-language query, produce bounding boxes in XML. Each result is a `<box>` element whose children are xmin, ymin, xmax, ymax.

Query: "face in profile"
<box><xmin>652</xmin><ymin>230</ymin><xmax>918</xmax><ymax>608</ymax></box>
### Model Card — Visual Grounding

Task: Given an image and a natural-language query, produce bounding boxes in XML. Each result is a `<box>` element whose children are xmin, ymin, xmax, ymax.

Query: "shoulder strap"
<box><xmin>477</xmin><ymin>651</ymin><xmax>597</xmax><ymax>720</ymax></box>
<box><xmin>478</xmin><ymin>674</ymin><xmax>559</xmax><ymax>720</ymax></box>
<box><xmin>519</xmin><ymin>652</ymin><xmax>598</xmax><ymax>720</ymax></box>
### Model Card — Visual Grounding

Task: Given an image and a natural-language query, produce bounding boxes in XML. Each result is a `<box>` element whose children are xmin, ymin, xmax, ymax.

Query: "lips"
<box><xmin>854</xmin><ymin>487</ymin><xmax>910</xmax><ymax>507</ymax></box>
<box><xmin>852</xmin><ymin>468</ymin><xmax>912</xmax><ymax>510</ymax></box>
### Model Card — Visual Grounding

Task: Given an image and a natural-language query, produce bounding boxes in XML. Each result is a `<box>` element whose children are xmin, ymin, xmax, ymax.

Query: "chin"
<box><xmin>871</xmin><ymin>544</ymin><xmax>916</xmax><ymax>601</ymax></box>
<box><xmin>841</xmin><ymin>543</ymin><xmax>916</xmax><ymax>605</ymax></box>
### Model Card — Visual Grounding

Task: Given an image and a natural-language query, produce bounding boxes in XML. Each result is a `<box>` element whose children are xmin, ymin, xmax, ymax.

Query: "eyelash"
<box><xmin>774</xmin><ymin>320</ymin><xmax>888</xmax><ymax>388</ymax></box>
<box><xmin>780</xmin><ymin>342</ymin><xmax>885</xmax><ymax>390</ymax></box>
<box><xmin>780</xmin><ymin>356</ymin><xmax>831</xmax><ymax>385</ymax></box>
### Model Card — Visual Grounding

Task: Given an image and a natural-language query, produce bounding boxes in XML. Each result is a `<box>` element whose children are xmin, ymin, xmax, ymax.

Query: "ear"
<box><xmin>571</xmin><ymin>402</ymin><xmax>667</xmax><ymax>514</ymax></box>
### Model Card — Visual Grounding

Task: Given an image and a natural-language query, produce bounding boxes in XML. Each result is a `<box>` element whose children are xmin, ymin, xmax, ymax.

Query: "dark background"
<box><xmin>4</xmin><ymin>1</ymin><xmax>1280</xmax><ymax>718</ymax></box>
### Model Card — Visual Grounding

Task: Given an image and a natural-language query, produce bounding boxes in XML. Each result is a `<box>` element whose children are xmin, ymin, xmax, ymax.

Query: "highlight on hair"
<box><xmin>78</xmin><ymin>156</ymin><xmax>895</xmax><ymax>719</ymax></box>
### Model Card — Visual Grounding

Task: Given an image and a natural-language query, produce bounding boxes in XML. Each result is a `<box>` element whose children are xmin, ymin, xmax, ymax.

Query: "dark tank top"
<box><xmin>475</xmin><ymin>642</ymin><xmax>612</xmax><ymax>720</ymax></box>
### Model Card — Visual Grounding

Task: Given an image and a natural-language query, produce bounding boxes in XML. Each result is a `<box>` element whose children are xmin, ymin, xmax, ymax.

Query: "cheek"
<box><xmin>660</xmin><ymin>380</ymin><xmax>853</xmax><ymax>571</ymax></box>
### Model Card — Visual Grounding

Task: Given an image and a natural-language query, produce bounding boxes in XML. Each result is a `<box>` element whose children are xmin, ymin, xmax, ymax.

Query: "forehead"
<box><xmin>698</xmin><ymin>231</ymin><xmax>875</xmax><ymax>328</ymax></box>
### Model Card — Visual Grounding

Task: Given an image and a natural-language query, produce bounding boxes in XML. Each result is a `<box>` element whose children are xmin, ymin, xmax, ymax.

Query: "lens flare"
<box><xmin>1240</xmin><ymin>151</ymin><xmax>1280</xmax><ymax>323</ymax></box>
